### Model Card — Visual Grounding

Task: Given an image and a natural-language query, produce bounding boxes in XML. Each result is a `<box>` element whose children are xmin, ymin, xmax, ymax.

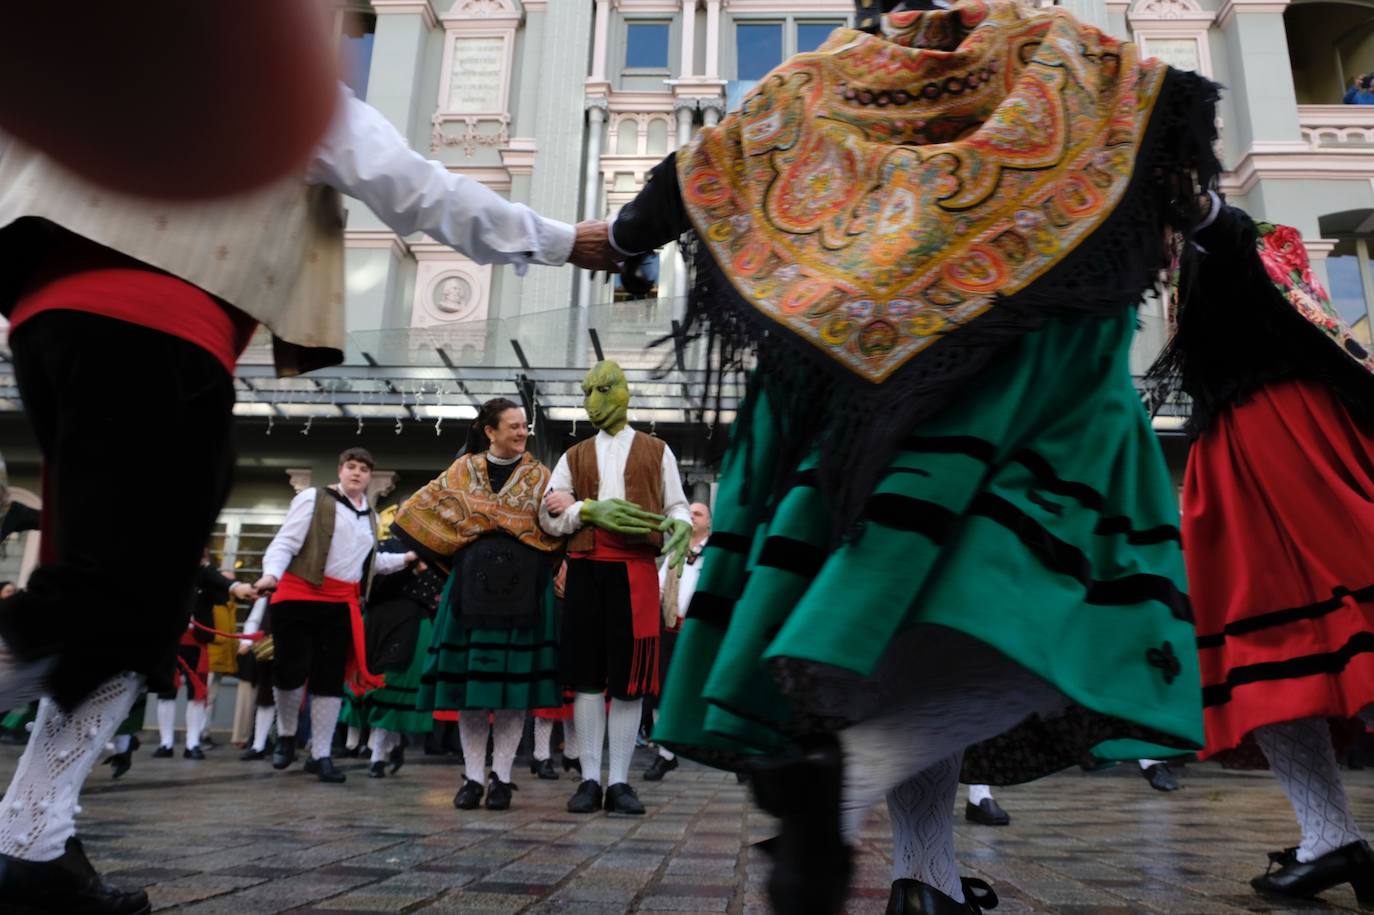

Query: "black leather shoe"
<box><xmin>566</xmin><ymin>779</ymin><xmax>603</xmax><ymax>814</ymax></box>
<box><xmin>240</xmin><ymin>747</ymin><xmax>266</xmax><ymax>761</ymax></box>
<box><xmin>562</xmin><ymin>756</ymin><xmax>582</xmax><ymax>775</ymax></box>
<box><xmin>486</xmin><ymin>775</ymin><xmax>517</xmax><ymax>810</ymax></box>
<box><xmin>1140</xmin><ymin>762</ymin><xmax>1179</xmax><ymax>792</ymax></box>
<box><xmin>389</xmin><ymin>745</ymin><xmax>405</xmax><ymax>775</ymax></box>
<box><xmin>271</xmin><ymin>735</ymin><xmax>297</xmax><ymax>770</ymax></box>
<box><xmin>604</xmin><ymin>782</ymin><xmax>645</xmax><ymax>815</ymax></box>
<box><xmin>369</xmin><ymin>761</ymin><xmax>386</xmax><ymax>779</ymax></box>
<box><xmin>183</xmin><ymin>747</ymin><xmax>205</xmax><ymax>761</ymax></box>
<box><xmin>303</xmin><ymin>756</ymin><xmax>320</xmax><ymax>774</ymax></box>
<box><xmin>453</xmin><ymin>778</ymin><xmax>484</xmax><ymax>810</ymax></box>
<box><xmin>964</xmin><ymin>798</ymin><xmax>1010</xmax><ymax>826</ymax></box>
<box><xmin>102</xmin><ymin>737</ymin><xmax>137</xmax><ymax>780</ymax></box>
<box><xmin>314</xmin><ymin>758</ymin><xmax>346</xmax><ymax>783</ymax></box>
<box><xmin>750</xmin><ymin>738</ymin><xmax>852</xmax><ymax>915</ymax></box>
<box><xmin>643</xmin><ymin>755</ymin><xmax>679</xmax><ymax>781</ymax></box>
<box><xmin>0</xmin><ymin>835</ymin><xmax>151</xmax><ymax>914</ymax></box>
<box><xmin>532</xmin><ymin>758</ymin><xmax>559</xmax><ymax>780</ymax></box>
<box><xmin>151</xmin><ymin>745</ymin><xmax>173</xmax><ymax>759</ymax></box>
<box><xmin>1252</xmin><ymin>839</ymin><xmax>1374</xmax><ymax>903</ymax></box>
<box><xmin>886</xmin><ymin>877</ymin><xmax>999</xmax><ymax>914</ymax></box>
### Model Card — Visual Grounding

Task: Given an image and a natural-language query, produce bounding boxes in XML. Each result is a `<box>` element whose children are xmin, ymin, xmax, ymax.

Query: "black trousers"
<box><xmin>560</xmin><ymin>558</ymin><xmax>639</xmax><ymax>701</ymax></box>
<box><xmin>270</xmin><ymin>600</ymin><xmax>351</xmax><ymax>697</ymax></box>
<box><xmin>0</xmin><ymin>311</ymin><xmax>236</xmax><ymax>709</ymax></box>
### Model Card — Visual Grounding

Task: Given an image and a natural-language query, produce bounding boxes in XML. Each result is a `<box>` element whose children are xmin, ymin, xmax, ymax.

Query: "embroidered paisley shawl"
<box><xmin>678</xmin><ymin>0</ymin><xmax>1172</xmax><ymax>384</ymax></box>
<box><xmin>393</xmin><ymin>452</ymin><xmax>562</xmax><ymax>562</ymax></box>
<box><xmin>1255</xmin><ymin>222</ymin><xmax>1374</xmax><ymax>375</ymax></box>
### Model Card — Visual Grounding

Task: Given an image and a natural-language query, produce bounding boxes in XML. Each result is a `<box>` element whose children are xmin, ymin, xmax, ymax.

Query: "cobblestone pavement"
<box><xmin>14</xmin><ymin>742</ymin><xmax>1374</xmax><ymax>914</ymax></box>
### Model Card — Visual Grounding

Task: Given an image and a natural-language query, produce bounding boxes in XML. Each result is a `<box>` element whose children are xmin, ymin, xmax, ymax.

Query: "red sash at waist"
<box><xmin>271</xmin><ymin>572</ymin><xmax>383</xmax><ymax>693</ymax></box>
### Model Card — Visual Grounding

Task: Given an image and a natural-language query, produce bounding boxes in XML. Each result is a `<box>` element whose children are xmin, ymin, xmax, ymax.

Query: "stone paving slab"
<box><xmin>7</xmin><ymin>743</ymin><xmax>1374</xmax><ymax>912</ymax></box>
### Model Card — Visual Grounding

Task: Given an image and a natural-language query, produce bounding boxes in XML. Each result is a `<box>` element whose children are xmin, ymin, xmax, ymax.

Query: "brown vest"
<box><xmin>285</xmin><ymin>487</ymin><xmax>378</xmax><ymax>592</ymax></box>
<box><xmin>567</xmin><ymin>431</ymin><xmax>666</xmax><ymax>553</ymax></box>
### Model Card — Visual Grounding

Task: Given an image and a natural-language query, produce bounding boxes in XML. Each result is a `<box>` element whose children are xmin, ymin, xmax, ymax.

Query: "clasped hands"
<box><xmin>544</xmin><ymin>490</ymin><xmax>692</xmax><ymax>573</ymax></box>
<box><xmin>569</xmin><ymin>220</ymin><xmax>620</xmax><ymax>274</ymax></box>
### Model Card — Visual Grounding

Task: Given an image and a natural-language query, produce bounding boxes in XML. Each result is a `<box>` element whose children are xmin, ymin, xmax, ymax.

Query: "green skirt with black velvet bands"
<box><xmin>417</xmin><ymin>572</ymin><xmax>561</xmax><ymax>712</ymax></box>
<box><xmin>343</xmin><ymin>617</ymin><xmax>435</xmax><ymax>734</ymax></box>
<box><xmin>654</xmin><ymin>309</ymin><xmax>1203</xmax><ymax>784</ymax></box>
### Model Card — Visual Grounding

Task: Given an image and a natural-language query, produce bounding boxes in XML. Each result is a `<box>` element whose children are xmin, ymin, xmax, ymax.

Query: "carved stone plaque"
<box><xmin>447</xmin><ymin>36</ymin><xmax>506</xmax><ymax>112</ymax></box>
<box><xmin>1142</xmin><ymin>36</ymin><xmax>1201</xmax><ymax>73</ymax></box>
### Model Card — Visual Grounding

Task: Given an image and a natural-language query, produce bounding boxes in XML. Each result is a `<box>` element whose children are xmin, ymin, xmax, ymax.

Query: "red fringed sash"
<box><xmin>271</xmin><ymin>572</ymin><xmax>384</xmax><ymax>693</ymax></box>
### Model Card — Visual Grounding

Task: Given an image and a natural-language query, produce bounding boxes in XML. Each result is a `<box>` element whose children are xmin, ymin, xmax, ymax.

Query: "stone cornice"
<box><xmin>1222</xmin><ymin>146</ymin><xmax>1374</xmax><ymax>196</ymax></box>
<box><xmin>1216</xmin><ymin>0</ymin><xmax>1289</xmax><ymax>28</ymax></box>
<box><xmin>345</xmin><ymin>229</ymin><xmax>411</xmax><ymax>261</ymax></box>
<box><xmin>372</xmin><ymin>0</ymin><xmax>439</xmax><ymax>30</ymax></box>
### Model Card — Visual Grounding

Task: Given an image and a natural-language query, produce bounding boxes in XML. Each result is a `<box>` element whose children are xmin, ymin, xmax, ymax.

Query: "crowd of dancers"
<box><xmin>1</xmin><ymin>1</ymin><xmax>1374</xmax><ymax>913</ymax></box>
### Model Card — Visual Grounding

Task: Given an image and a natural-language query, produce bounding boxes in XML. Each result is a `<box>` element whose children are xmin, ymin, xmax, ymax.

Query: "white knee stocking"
<box><xmin>562</xmin><ymin>716</ymin><xmax>579</xmax><ymax>760</ymax></box>
<box><xmin>0</xmin><ymin>673</ymin><xmax>142</xmax><ymax>861</ymax></box>
<box><xmin>607</xmin><ymin>698</ymin><xmax>642</xmax><ymax>786</ymax></box>
<box><xmin>156</xmin><ymin>698</ymin><xmax>176</xmax><ymax>748</ymax></box>
<box><xmin>490</xmin><ymin>710</ymin><xmax>524</xmax><ymax>783</ymax></box>
<box><xmin>573</xmin><ymin>693</ymin><xmax>606</xmax><ymax>785</ymax></box>
<box><xmin>653</xmin><ymin>709</ymin><xmax>675</xmax><ymax>761</ymax></box>
<box><xmin>368</xmin><ymin>728</ymin><xmax>395</xmax><ymax>764</ymax></box>
<box><xmin>346</xmin><ymin>725</ymin><xmax>361</xmax><ymax>751</ymax></box>
<box><xmin>309</xmin><ymin>696</ymin><xmax>342</xmax><ymax>762</ymax></box>
<box><xmin>534</xmin><ymin>717</ymin><xmax>554</xmax><ymax>762</ymax></box>
<box><xmin>967</xmin><ymin>784</ymin><xmax>992</xmax><ymax>805</ymax></box>
<box><xmin>184</xmin><ymin>701</ymin><xmax>206</xmax><ymax>750</ymax></box>
<box><xmin>273</xmin><ymin>686</ymin><xmax>304</xmax><ymax>738</ymax></box>
<box><xmin>1255</xmin><ymin>717</ymin><xmax>1364</xmax><ymax>862</ymax></box>
<box><xmin>888</xmin><ymin>754</ymin><xmax>964</xmax><ymax>901</ymax></box>
<box><xmin>459</xmin><ymin>712</ymin><xmax>491</xmax><ymax>784</ymax></box>
<box><xmin>252</xmin><ymin>706</ymin><xmax>275</xmax><ymax>751</ymax></box>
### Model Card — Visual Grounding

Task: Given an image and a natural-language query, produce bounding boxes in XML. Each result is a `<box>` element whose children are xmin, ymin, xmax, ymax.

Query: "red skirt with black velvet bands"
<box><xmin>1187</xmin><ymin>377</ymin><xmax>1374</xmax><ymax>756</ymax></box>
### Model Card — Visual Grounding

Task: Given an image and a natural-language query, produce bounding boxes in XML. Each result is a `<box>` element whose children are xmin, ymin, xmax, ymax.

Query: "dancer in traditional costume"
<box><xmin>594</xmin><ymin>1</ymin><xmax>1222</xmax><ymax>910</ymax></box>
<box><xmin>644</xmin><ymin>501</ymin><xmax>712</xmax><ymax>781</ymax></box>
<box><xmin>237</xmin><ymin>597</ymin><xmax>277</xmax><ymax>762</ymax></box>
<box><xmin>254</xmin><ymin>448</ymin><xmax>415</xmax><ymax>784</ymax></box>
<box><xmin>0</xmin><ymin>78</ymin><xmax>602</xmax><ymax>911</ymax></box>
<box><xmin>539</xmin><ymin>362</ymin><xmax>693</xmax><ymax>816</ymax></box>
<box><xmin>351</xmin><ymin>538</ymin><xmax>445</xmax><ymax>779</ymax></box>
<box><xmin>530</xmin><ymin>563</ymin><xmax>581</xmax><ymax>781</ymax></box>
<box><xmin>394</xmin><ymin>398</ymin><xmax>565</xmax><ymax>811</ymax></box>
<box><xmin>1148</xmin><ymin>206</ymin><xmax>1374</xmax><ymax>904</ymax></box>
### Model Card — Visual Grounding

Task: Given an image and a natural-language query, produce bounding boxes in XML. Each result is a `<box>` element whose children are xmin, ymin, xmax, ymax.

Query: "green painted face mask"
<box><xmin>582</xmin><ymin>360</ymin><xmax>630</xmax><ymax>435</ymax></box>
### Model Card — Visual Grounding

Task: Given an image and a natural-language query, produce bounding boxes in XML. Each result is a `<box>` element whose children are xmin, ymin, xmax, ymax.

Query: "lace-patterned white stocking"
<box><xmin>459</xmin><ymin>713</ymin><xmax>491</xmax><ymax>784</ymax></box>
<box><xmin>0</xmin><ymin>673</ymin><xmax>141</xmax><ymax>861</ymax></box>
<box><xmin>533</xmin><ymin>716</ymin><xmax>554</xmax><ymax>762</ymax></box>
<box><xmin>1255</xmin><ymin>716</ymin><xmax>1364</xmax><ymax>862</ymax></box>
<box><xmin>309</xmin><ymin>696</ymin><xmax>342</xmax><ymax>762</ymax></box>
<box><xmin>273</xmin><ymin>686</ymin><xmax>303</xmax><ymax>737</ymax></box>
<box><xmin>562</xmin><ymin>716</ymin><xmax>579</xmax><ymax>760</ymax></box>
<box><xmin>490</xmin><ymin>710</ymin><xmax>524</xmax><ymax>783</ymax></box>
<box><xmin>887</xmin><ymin>753</ymin><xmax>964</xmax><ymax>902</ymax></box>
<box><xmin>252</xmin><ymin>706</ymin><xmax>275</xmax><ymax>752</ymax></box>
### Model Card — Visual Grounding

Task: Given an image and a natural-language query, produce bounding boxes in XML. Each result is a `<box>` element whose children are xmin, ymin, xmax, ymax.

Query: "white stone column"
<box><xmin>590</xmin><ymin>0</ymin><xmax>613</xmax><ymax>83</ymax></box>
<box><xmin>286</xmin><ymin>468</ymin><xmax>314</xmax><ymax>494</ymax></box>
<box><xmin>702</xmin><ymin>98</ymin><xmax>724</xmax><ymax>128</ymax></box>
<box><xmin>680</xmin><ymin>0</ymin><xmax>698</xmax><ymax>78</ymax></box>
<box><xmin>704</xmin><ymin>0</ymin><xmax>722</xmax><ymax>79</ymax></box>
<box><xmin>674</xmin><ymin>97</ymin><xmax>696</xmax><ymax>148</ymax></box>
<box><xmin>577</xmin><ymin>96</ymin><xmax>610</xmax><ymax>307</ymax></box>
<box><xmin>670</xmin><ymin>98</ymin><xmax>696</xmax><ymax>304</ymax></box>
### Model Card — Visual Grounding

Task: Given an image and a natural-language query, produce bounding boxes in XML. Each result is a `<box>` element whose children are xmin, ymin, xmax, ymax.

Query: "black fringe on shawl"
<box><xmin>1145</xmin><ymin>204</ymin><xmax>1374</xmax><ymax>439</ymax></box>
<box><xmin>663</xmin><ymin>68</ymin><xmax>1223</xmax><ymax>542</ymax></box>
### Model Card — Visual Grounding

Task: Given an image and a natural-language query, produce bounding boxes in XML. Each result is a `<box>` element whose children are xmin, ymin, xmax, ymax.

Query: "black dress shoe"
<box><xmin>643</xmin><ymin>755</ymin><xmax>679</xmax><ymax>781</ymax></box>
<box><xmin>486</xmin><ymin>775</ymin><xmax>517</xmax><ymax>810</ymax></box>
<box><xmin>102</xmin><ymin>738</ymin><xmax>137</xmax><ymax>780</ymax></box>
<box><xmin>453</xmin><ymin>778</ymin><xmax>484</xmax><ymax>810</ymax></box>
<box><xmin>389</xmin><ymin>745</ymin><xmax>405</xmax><ymax>775</ymax></box>
<box><xmin>314</xmin><ymin>758</ymin><xmax>346</xmax><ymax>783</ymax></box>
<box><xmin>1252</xmin><ymin>839</ymin><xmax>1374</xmax><ymax>903</ymax></box>
<box><xmin>0</xmin><ymin>835</ymin><xmax>151</xmax><ymax>914</ymax></box>
<box><xmin>183</xmin><ymin>747</ymin><xmax>205</xmax><ymax>761</ymax></box>
<box><xmin>151</xmin><ymin>745</ymin><xmax>173</xmax><ymax>759</ymax></box>
<box><xmin>271</xmin><ymin>735</ymin><xmax>297</xmax><ymax>770</ymax></box>
<box><xmin>532</xmin><ymin>758</ymin><xmax>559</xmax><ymax>780</ymax></box>
<box><xmin>303</xmin><ymin>756</ymin><xmax>320</xmax><ymax>774</ymax></box>
<box><xmin>1140</xmin><ymin>762</ymin><xmax>1179</xmax><ymax>792</ymax></box>
<box><xmin>562</xmin><ymin>756</ymin><xmax>582</xmax><ymax>775</ymax></box>
<box><xmin>886</xmin><ymin>877</ymin><xmax>999</xmax><ymax>914</ymax></box>
<box><xmin>566</xmin><ymin>779</ymin><xmax>603</xmax><ymax>813</ymax></box>
<box><xmin>964</xmin><ymin>798</ymin><xmax>1010</xmax><ymax>826</ymax></box>
<box><xmin>240</xmin><ymin>747</ymin><xmax>266</xmax><ymax>761</ymax></box>
<box><xmin>749</xmin><ymin>738</ymin><xmax>852</xmax><ymax>915</ymax></box>
<box><xmin>369</xmin><ymin>761</ymin><xmax>386</xmax><ymax>779</ymax></box>
<box><xmin>604</xmin><ymin>782</ymin><xmax>646</xmax><ymax>815</ymax></box>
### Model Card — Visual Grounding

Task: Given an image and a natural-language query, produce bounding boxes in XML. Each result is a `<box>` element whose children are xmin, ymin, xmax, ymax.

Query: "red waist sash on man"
<box><xmin>571</xmin><ymin>528</ymin><xmax>662</xmax><ymax>695</ymax></box>
<box><xmin>270</xmin><ymin>572</ymin><xmax>384</xmax><ymax>693</ymax></box>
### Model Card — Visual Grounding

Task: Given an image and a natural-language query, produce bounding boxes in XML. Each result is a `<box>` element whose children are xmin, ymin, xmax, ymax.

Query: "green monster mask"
<box><xmin>577</xmin><ymin>361</ymin><xmax>693</xmax><ymax>572</ymax></box>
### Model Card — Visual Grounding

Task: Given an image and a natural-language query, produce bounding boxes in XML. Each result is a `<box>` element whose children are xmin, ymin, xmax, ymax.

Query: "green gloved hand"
<box><xmin>580</xmin><ymin>498</ymin><xmax>667</xmax><ymax>536</ymax></box>
<box><xmin>660</xmin><ymin>518</ymin><xmax>692</xmax><ymax>574</ymax></box>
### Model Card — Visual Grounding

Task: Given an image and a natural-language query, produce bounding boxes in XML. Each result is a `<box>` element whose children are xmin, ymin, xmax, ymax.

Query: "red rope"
<box><xmin>191</xmin><ymin>620</ymin><xmax>264</xmax><ymax>641</ymax></box>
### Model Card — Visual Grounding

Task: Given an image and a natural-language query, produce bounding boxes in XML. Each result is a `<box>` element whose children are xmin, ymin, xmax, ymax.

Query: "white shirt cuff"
<box><xmin>535</xmin><ymin>217</ymin><xmax>575</xmax><ymax>266</ymax></box>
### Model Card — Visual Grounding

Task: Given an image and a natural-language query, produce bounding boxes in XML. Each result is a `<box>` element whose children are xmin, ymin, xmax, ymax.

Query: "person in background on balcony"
<box><xmin>254</xmin><ymin>448</ymin><xmax>416</xmax><ymax>785</ymax></box>
<box><xmin>1147</xmin><ymin>206</ymin><xmax>1374</xmax><ymax>904</ymax></box>
<box><xmin>644</xmin><ymin>501</ymin><xmax>713</xmax><ymax>782</ymax></box>
<box><xmin>1343</xmin><ymin>72</ymin><xmax>1374</xmax><ymax>105</ymax></box>
<box><xmin>581</xmin><ymin>0</ymin><xmax>1223</xmax><ymax>910</ymax></box>
<box><xmin>393</xmin><ymin>398</ymin><xmax>566</xmax><ymax>812</ymax></box>
<box><xmin>539</xmin><ymin>363</ymin><xmax>693</xmax><ymax>817</ymax></box>
<box><xmin>0</xmin><ymin>78</ymin><xmax>612</xmax><ymax>913</ymax></box>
